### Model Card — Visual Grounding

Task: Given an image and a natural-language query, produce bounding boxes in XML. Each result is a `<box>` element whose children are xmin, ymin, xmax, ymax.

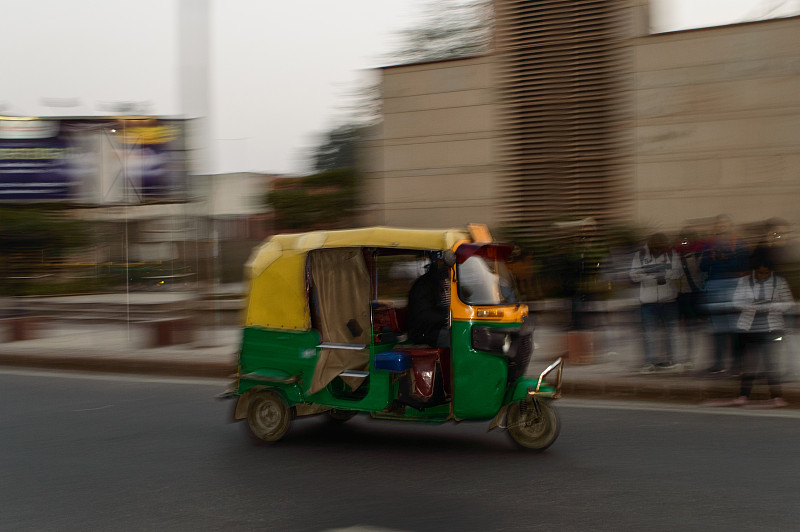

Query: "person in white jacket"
<box><xmin>630</xmin><ymin>233</ymin><xmax>683</xmax><ymax>373</ymax></box>
<box><xmin>730</xmin><ymin>247</ymin><xmax>794</xmax><ymax>407</ymax></box>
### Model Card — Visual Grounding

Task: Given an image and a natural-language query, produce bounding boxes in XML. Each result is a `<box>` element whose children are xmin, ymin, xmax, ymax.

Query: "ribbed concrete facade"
<box><xmin>493</xmin><ymin>0</ymin><xmax>632</xmax><ymax>241</ymax></box>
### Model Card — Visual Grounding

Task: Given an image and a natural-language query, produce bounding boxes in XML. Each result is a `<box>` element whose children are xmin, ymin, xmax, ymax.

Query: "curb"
<box><xmin>564</xmin><ymin>376</ymin><xmax>800</xmax><ymax>405</ymax></box>
<box><xmin>0</xmin><ymin>354</ymin><xmax>235</xmax><ymax>379</ymax></box>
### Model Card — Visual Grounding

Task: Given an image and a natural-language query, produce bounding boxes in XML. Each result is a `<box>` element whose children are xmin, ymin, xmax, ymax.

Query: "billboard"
<box><xmin>0</xmin><ymin>117</ymin><xmax>188</xmax><ymax>203</ymax></box>
<box><xmin>0</xmin><ymin>120</ymin><xmax>81</xmax><ymax>200</ymax></box>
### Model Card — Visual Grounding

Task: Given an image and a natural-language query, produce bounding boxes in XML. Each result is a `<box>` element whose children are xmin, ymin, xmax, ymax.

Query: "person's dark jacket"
<box><xmin>701</xmin><ymin>236</ymin><xmax>749</xmax><ymax>281</ymax></box>
<box><xmin>407</xmin><ymin>264</ymin><xmax>448</xmax><ymax>346</ymax></box>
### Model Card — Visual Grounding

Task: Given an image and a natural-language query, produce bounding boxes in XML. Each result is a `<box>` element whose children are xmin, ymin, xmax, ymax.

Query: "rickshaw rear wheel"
<box><xmin>246</xmin><ymin>390</ymin><xmax>291</xmax><ymax>443</ymax></box>
<box><xmin>507</xmin><ymin>399</ymin><xmax>560</xmax><ymax>451</ymax></box>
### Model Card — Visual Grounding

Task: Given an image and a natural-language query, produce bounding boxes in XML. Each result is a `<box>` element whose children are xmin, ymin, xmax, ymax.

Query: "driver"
<box><xmin>407</xmin><ymin>251</ymin><xmax>451</xmax><ymax>348</ymax></box>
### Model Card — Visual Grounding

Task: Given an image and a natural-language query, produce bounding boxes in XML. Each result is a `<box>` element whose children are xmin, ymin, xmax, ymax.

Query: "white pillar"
<box><xmin>178</xmin><ymin>0</ymin><xmax>212</xmax><ymax>176</ymax></box>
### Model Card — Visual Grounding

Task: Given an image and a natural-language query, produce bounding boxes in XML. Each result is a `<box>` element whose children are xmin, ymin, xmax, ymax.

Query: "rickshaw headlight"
<box><xmin>472</xmin><ymin>326</ymin><xmax>517</xmax><ymax>356</ymax></box>
<box><xmin>502</xmin><ymin>334</ymin><xmax>512</xmax><ymax>354</ymax></box>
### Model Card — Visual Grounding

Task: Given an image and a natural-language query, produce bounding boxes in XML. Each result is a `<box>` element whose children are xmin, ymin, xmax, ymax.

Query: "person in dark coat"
<box><xmin>701</xmin><ymin>214</ymin><xmax>750</xmax><ymax>374</ymax></box>
<box><xmin>407</xmin><ymin>254</ymin><xmax>450</xmax><ymax>348</ymax></box>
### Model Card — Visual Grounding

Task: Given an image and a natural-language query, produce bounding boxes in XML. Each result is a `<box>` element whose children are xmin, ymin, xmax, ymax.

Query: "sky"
<box><xmin>651</xmin><ymin>0</ymin><xmax>800</xmax><ymax>32</ymax></box>
<box><xmin>0</xmin><ymin>0</ymin><xmax>798</xmax><ymax>176</ymax></box>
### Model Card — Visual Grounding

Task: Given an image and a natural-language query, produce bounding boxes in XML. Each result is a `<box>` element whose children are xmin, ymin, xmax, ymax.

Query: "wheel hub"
<box><xmin>259</xmin><ymin>404</ymin><xmax>280</xmax><ymax>427</ymax></box>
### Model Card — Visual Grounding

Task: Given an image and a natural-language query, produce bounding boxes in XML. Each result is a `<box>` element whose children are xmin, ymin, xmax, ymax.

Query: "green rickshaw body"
<box><xmin>229</xmin><ymin>226</ymin><xmax>563</xmax><ymax>448</ymax></box>
<box><xmin>450</xmin><ymin>320</ymin><xmax>517</xmax><ymax>419</ymax></box>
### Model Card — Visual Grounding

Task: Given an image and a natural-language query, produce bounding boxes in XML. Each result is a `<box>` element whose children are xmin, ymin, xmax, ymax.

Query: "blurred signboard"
<box><xmin>0</xmin><ymin>120</ymin><xmax>78</xmax><ymax>200</ymax></box>
<box><xmin>0</xmin><ymin>117</ymin><xmax>188</xmax><ymax>203</ymax></box>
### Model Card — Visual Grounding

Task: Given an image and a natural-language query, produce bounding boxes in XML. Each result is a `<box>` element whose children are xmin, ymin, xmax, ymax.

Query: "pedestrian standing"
<box><xmin>761</xmin><ymin>218</ymin><xmax>800</xmax><ymax>380</ymax></box>
<box><xmin>630</xmin><ymin>232</ymin><xmax>682</xmax><ymax>373</ymax></box>
<box><xmin>730</xmin><ymin>247</ymin><xmax>794</xmax><ymax>407</ymax></box>
<box><xmin>700</xmin><ymin>215</ymin><xmax>749</xmax><ymax>374</ymax></box>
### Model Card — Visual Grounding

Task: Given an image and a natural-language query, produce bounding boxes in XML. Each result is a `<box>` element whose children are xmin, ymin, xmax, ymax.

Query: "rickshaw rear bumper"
<box><xmin>503</xmin><ymin>357</ymin><xmax>563</xmax><ymax>405</ymax></box>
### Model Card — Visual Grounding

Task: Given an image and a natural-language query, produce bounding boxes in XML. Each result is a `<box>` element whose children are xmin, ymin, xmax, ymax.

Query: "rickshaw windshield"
<box><xmin>455</xmin><ymin>244</ymin><xmax>519</xmax><ymax>306</ymax></box>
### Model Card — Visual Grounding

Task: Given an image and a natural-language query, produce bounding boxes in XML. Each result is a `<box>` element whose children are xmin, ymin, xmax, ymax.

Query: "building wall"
<box><xmin>632</xmin><ymin>16</ymin><xmax>800</xmax><ymax>231</ymax></box>
<box><xmin>362</xmin><ymin>9</ymin><xmax>800</xmax><ymax>238</ymax></box>
<box><xmin>361</xmin><ymin>56</ymin><xmax>498</xmax><ymax>229</ymax></box>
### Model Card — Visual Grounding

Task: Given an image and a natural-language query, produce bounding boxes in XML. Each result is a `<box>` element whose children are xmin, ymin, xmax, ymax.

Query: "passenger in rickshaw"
<box><xmin>407</xmin><ymin>251</ymin><xmax>451</xmax><ymax>348</ymax></box>
<box><xmin>399</xmin><ymin>252</ymin><xmax>453</xmax><ymax>409</ymax></box>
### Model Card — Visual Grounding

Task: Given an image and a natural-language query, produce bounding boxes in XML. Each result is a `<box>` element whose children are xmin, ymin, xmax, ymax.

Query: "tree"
<box><xmin>265</xmin><ymin>168</ymin><xmax>361</xmax><ymax>231</ymax></box>
<box><xmin>387</xmin><ymin>0</ymin><xmax>493</xmax><ymax>65</ymax></box>
<box><xmin>314</xmin><ymin>0</ymin><xmax>493</xmax><ymax>171</ymax></box>
<box><xmin>328</xmin><ymin>0</ymin><xmax>494</xmax><ymax>128</ymax></box>
<box><xmin>0</xmin><ymin>206</ymin><xmax>92</xmax><ymax>295</ymax></box>
<box><xmin>312</xmin><ymin>124</ymin><xmax>364</xmax><ymax>173</ymax></box>
<box><xmin>266</xmin><ymin>1</ymin><xmax>494</xmax><ymax>231</ymax></box>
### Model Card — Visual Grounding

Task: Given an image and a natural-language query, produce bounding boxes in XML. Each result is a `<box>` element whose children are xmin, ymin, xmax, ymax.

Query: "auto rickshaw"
<box><xmin>223</xmin><ymin>225</ymin><xmax>563</xmax><ymax>450</ymax></box>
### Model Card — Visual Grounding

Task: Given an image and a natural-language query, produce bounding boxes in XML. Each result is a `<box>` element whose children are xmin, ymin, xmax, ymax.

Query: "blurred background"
<box><xmin>5</xmin><ymin>4</ymin><xmax>800</xmax><ymax>528</ymax></box>
<box><xmin>0</xmin><ymin>0</ymin><xmax>798</xmax><ymax>356</ymax></box>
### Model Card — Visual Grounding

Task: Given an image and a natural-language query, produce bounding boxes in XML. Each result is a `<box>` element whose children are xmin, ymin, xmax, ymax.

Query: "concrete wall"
<box><xmin>632</xmin><ymin>17</ymin><xmax>800</xmax><ymax>231</ymax></box>
<box><xmin>361</xmin><ymin>56</ymin><xmax>498</xmax><ymax>229</ymax></box>
<box><xmin>362</xmin><ymin>14</ymin><xmax>800</xmax><ymax>238</ymax></box>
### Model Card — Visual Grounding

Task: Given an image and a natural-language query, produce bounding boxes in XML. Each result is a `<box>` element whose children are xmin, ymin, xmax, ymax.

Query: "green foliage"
<box><xmin>266</xmin><ymin>168</ymin><xmax>361</xmax><ymax>231</ymax></box>
<box><xmin>0</xmin><ymin>206</ymin><xmax>93</xmax><ymax>295</ymax></box>
<box><xmin>10</xmin><ymin>277</ymin><xmax>114</xmax><ymax>297</ymax></box>
<box><xmin>266</xmin><ymin>122</ymin><xmax>366</xmax><ymax>231</ymax></box>
<box><xmin>496</xmin><ymin>220</ymin><xmax>646</xmax><ymax>300</ymax></box>
<box><xmin>312</xmin><ymin>125</ymin><xmax>363</xmax><ymax>173</ymax></box>
<box><xmin>0</xmin><ymin>207</ymin><xmax>90</xmax><ymax>256</ymax></box>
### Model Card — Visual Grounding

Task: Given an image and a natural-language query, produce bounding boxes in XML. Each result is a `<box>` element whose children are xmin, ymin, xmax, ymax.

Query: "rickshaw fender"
<box><xmin>234</xmin><ymin>385</ymin><xmax>302</xmax><ymax>421</ymax></box>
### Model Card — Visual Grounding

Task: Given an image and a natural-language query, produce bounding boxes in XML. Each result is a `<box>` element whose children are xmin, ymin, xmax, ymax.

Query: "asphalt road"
<box><xmin>2</xmin><ymin>369</ymin><xmax>799</xmax><ymax>531</ymax></box>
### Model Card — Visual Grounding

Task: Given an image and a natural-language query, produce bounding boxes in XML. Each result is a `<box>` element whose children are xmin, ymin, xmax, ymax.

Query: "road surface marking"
<box><xmin>71</xmin><ymin>404</ymin><xmax>115</xmax><ymax>412</ymax></box>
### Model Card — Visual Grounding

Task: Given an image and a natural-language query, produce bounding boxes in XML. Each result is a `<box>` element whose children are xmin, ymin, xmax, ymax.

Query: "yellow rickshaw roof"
<box><xmin>246</xmin><ymin>226</ymin><xmax>469</xmax><ymax>278</ymax></box>
<box><xmin>243</xmin><ymin>227</ymin><xmax>470</xmax><ymax>330</ymax></box>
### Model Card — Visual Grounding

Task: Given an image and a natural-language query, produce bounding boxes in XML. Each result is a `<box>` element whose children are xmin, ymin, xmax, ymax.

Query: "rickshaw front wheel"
<box><xmin>507</xmin><ymin>399</ymin><xmax>560</xmax><ymax>451</ymax></box>
<box><xmin>247</xmin><ymin>390</ymin><xmax>291</xmax><ymax>443</ymax></box>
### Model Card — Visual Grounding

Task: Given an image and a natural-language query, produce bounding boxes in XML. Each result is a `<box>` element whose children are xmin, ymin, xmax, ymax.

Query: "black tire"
<box><xmin>246</xmin><ymin>390</ymin><xmax>291</xmax><ymax>443</ymax></box>
<box><xmin>328</xmin><ymin>409</ymin><xmax>358</xmax><ymax>423</ymax></box>
<box><xmin>507</xmin><ymin>399</ymin><xmax>560</xmax><ymax>451</ymax></box>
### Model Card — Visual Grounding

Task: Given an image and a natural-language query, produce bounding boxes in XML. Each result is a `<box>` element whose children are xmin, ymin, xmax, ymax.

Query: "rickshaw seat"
<box><xmin>394</xmin><ymin>346</ymin><xmax>443</xmax><ymax>355</ymax></box>
<box><xmin>394</xmin><ymin>346</ymin><xmax>451</xmax><ymax>398</ymax></box>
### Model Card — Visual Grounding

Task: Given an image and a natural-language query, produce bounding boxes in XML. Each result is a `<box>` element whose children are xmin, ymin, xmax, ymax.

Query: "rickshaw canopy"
<box><xmin>244</xmin><ymin>226</ymin><xmax>470</xmax><ymax>330</ymax></box>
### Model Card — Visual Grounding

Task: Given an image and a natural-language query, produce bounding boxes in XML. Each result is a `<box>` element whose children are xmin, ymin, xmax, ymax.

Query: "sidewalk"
<box><xmin>1</xmin><ymin>316</ymin><xmax>799</xmax><ymax>407</ymax></box>
<box><xmin>0</xmin><ymin>322</ymin><xmax>239</xmax><ymax>378</ymax></box>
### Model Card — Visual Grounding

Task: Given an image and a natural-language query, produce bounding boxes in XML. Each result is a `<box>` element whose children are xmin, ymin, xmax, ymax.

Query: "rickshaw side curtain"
<box><xmin>307</xmin><ymin>248</ymin><xmax>371</xmax><ymax>395</ymax></box>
